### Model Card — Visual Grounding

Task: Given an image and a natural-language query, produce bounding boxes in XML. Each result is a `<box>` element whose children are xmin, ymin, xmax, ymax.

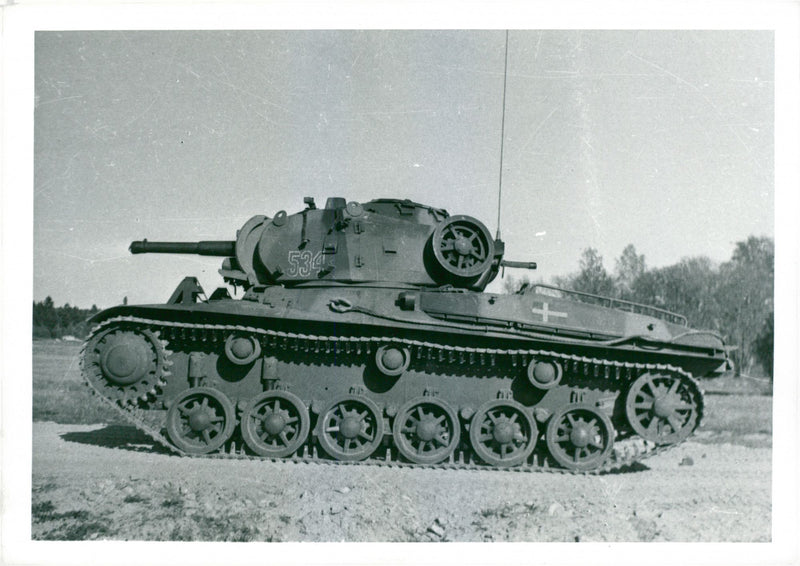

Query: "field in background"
<box><xmin>32</xmin><ymin>340</ymin><xmax>773</xmax><ymax>447</ymax></box>
<box><xmin>32</xmin><ymin>340</ymin><xmax>123</xmax><ymax>425</ymax></box>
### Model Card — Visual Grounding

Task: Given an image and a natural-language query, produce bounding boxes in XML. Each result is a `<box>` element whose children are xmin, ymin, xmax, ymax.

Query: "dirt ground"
<box><xmin>31</xmin><ymin>421</ymin><xmax>771</xmax><ymax>542</ymax></box>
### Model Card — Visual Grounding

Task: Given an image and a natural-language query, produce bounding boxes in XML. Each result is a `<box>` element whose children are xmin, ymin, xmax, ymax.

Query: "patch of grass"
<box><xmin>160</xmin><ymin>496</ymin><xmax>184</xmax><ymax>509</ymax></box>
<box><xmin>33</xmin><ymin>385</ymin><xmax>124</xmax><ymax>424</ymax></box>
<box><xmin>479</xmin><ymin>501</ymin><xmax>537</xmax><ymax>519</ymax></box>
<box><xmin>145</xmin><ymin>485</ymin><xmax>283</xmax><ymax>541</ymax></box>
<box><xmin>695</xmin><ymin>394</ymin><xmax>772</xmax><ymax>447</ymax></box>
<box><xmin>123</xmin><ymin>493</ymin><xmax>149</xmax><ymax>504</ymax></box>
<box><xmin>33</xmin><ymin>341</ymin><xmax>125</xmax><ymax>425</ymax></box>
<box><xmin>47</xmin><ymin>521</ymin><xmax>111</xmax><ymax>541</ymax></box>
<box><xmin>699</xmin><ymin>375</ymin><xmax>772</xmax><ymax>396</ymax></box>
<box><xmin>32</xmin><ymin>500</ymin><xmax>90</xmax><ymax>523</ymax></box>
<box><xmin>700</xmin><ymin>395</ymin><xmax>772</xmax><ymax>436</ymax></box>
<box><xmin>32</xmin><ymin>499</ymin><xmax>112</xmax><ymax>540</ymax></box>
<box><xmin>37</xmin><ymin>516</ymin><xmax>111</xmax><ymax>541</ymax></box>
<box><xmin>32</xmin><ymin>500</ymin><xmax>56</xmax><ymax>520</ymax></box>
<box><xmin>228</xmin><ymin>526</ymin><xmax>267</xmax><ymax>542</ymax></box>
<box><xmin>164</xmin><ymin>513</ymin><xmax>275</xmax><ymax>542</ymax></box>
<box><xmin>32</xmin><ymin>481</ymin><xmax>57</xmax><ymax>494</ymax></box>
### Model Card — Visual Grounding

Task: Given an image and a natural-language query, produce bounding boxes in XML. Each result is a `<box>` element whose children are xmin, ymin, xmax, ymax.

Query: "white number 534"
<box><xmin>286</xmin><ymin>250</ymin><xmax>322</xmax><ymax>277</ymax></box>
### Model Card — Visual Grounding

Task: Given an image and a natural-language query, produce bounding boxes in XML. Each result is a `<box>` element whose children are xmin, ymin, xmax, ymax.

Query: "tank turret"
<box><xmin>129</xmin><ymin>197</ymin><xmax>536</xmax><ymax>291</ymax></box>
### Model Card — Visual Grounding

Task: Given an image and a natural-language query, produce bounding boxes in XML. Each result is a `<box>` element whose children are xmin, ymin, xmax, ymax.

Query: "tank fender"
<box><xmin>87</xmin><ymin>305</ymin><xmax>145</xmax><ymax>324</ymax></box>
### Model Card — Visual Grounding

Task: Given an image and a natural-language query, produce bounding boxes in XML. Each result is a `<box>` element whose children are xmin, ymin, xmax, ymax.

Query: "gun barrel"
<box><xmin>130</xmin><ymin>240</ymin><xmax>236</xmax><ymax>256</ymax></box>
<box><xmin>500</xmin><ymin>260</ymin><xmax>537</xmax><ymax>270</ymax></box>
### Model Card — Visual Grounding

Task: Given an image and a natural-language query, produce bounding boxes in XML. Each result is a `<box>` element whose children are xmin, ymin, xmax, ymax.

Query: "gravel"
<box><xmin>31</xmin><ymin>422</ymin><xmax>771</xmax><ymax>542</ymax></box>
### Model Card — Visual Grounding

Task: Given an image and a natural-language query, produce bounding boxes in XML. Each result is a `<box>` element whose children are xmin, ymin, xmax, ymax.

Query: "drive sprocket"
<box><xmin>82</xmin><ymin>323</ymin><xmax>168</xmax><ymax>406</ymax></box>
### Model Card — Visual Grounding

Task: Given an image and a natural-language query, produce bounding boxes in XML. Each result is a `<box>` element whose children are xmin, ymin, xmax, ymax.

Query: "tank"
<box><xmin>81</xmin><ymin>197</ymin><xmax>730</xmax><ymax>473</ymax></box>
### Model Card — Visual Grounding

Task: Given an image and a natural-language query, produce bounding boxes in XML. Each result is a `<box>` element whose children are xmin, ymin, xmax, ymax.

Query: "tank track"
<box><xmin>80</xmin><ymin>315</ymin><xmax>705</xmax><ymax>475</ymax></box>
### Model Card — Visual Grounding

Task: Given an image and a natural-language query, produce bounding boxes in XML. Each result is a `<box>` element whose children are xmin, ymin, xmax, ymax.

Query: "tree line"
<box><xmin>503</xmin><ymin>236</ymin><xmax>774</xmax><ymax>379</ymax></box>
<box><xmin>33</xmin><ymin>296</ymin><xmax>99</xmax><ymax>339</ymax></box>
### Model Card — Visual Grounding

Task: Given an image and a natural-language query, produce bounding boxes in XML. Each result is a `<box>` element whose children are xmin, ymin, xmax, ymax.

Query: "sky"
<box><xmin>33</xmin><ymin>30</ymin><xmax>774</xmax><ymax>308</ymax></box>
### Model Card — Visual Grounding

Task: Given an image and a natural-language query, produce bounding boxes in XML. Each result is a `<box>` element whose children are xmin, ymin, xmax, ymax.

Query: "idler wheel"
<box><xmin>392</xmin><ymin>398</ymin><xmax>461</xmax><ymax>465</ymax></box>
<box><xmin>527</xmin><ymin>359</ymin><xmax>563</xmax><ymax>390</ymax></box>
<box><xmin>375</xmin><ymin>345</ymin><xmax>410</xmax><ymax>377</ymax></box>
<box><xmin>240</xmin><ymin>391</ymin><xmax>310</xmax><ymax>458</ymax></box>
<box><xmin>625</xmin><ymin>372</ymin><xmax>702</xmax><ymax>445</ymax></box>
<box><xmin>83</xmin><ymin>324</ymin><xmax>166</xmax><ymax>405</ymax></box>
<box><xmin>545</xmin><ymin>403</ymin><xmax>614</xmax><ymax>472</ymax></box>
<box><xmin>317</xmin><ymin>395</ymin><xmax>385</xmax><ymax>461</ymax></box>
<box><xmin>469</xmin><ymin>400</ymin><xmax>537</xmax><ymax>467</ymax></box>
<box><xmin>166</xmin><ymin>387</ymin><xmax>236</xmax><ymax>455</ymax></box>
<box><xmin>431</xmin><ymin>215</ymin><xmax>495</xmax><ymax>280</ymax></box>
<box><xmin>224</xmin><ymin>334</ymin><xmax>261</xmax><ymax>365</ymax></box>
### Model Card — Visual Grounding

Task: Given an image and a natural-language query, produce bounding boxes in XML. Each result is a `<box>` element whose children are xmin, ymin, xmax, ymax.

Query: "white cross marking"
<box><xmin>531</xmin><ymin>302</ymin><xmax>568</xmax><ymax>323</ymax></box>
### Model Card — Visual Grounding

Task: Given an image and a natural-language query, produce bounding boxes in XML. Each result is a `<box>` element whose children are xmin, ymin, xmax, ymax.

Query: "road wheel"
<box><xmin>545</xmin><ymin>403</ymin><xmax>614</xmax><ymax>472</ymax></box>
<box><xmin>469</xmin><ymin>400</ymin><xmax>537</xmax><ymax>467</ymax></box>
<box><xmin>393</xmin><ymin>398</ymin><xmax>460</xmax><ymax>465</ymax></box>
<box><xmin>166</xmin><ymin>387</ymin><xmax>235</xmax><ymax>455</ymax></box>
<box><xmin>317</xmin><ymin>395</ymin><xmax>385</xmax><ymax>461</ymax></box>
<box><xmin>241</xmin><ymin>391</ymin><xmax>310</xmax><ymax>457</ymax></box>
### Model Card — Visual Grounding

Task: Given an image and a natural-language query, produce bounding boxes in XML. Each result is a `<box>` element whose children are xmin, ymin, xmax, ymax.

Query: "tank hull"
<box><xmin>93</xmin><ymin>284</ymin><xmax>726</xmax><ymax>372</ymax></box>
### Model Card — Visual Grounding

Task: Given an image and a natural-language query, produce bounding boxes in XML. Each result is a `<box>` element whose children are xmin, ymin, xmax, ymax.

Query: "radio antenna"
<box><xmin>496</xmin><ymin>30</ymin><xmax>509</xmax><ymax>240</ymax></box>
